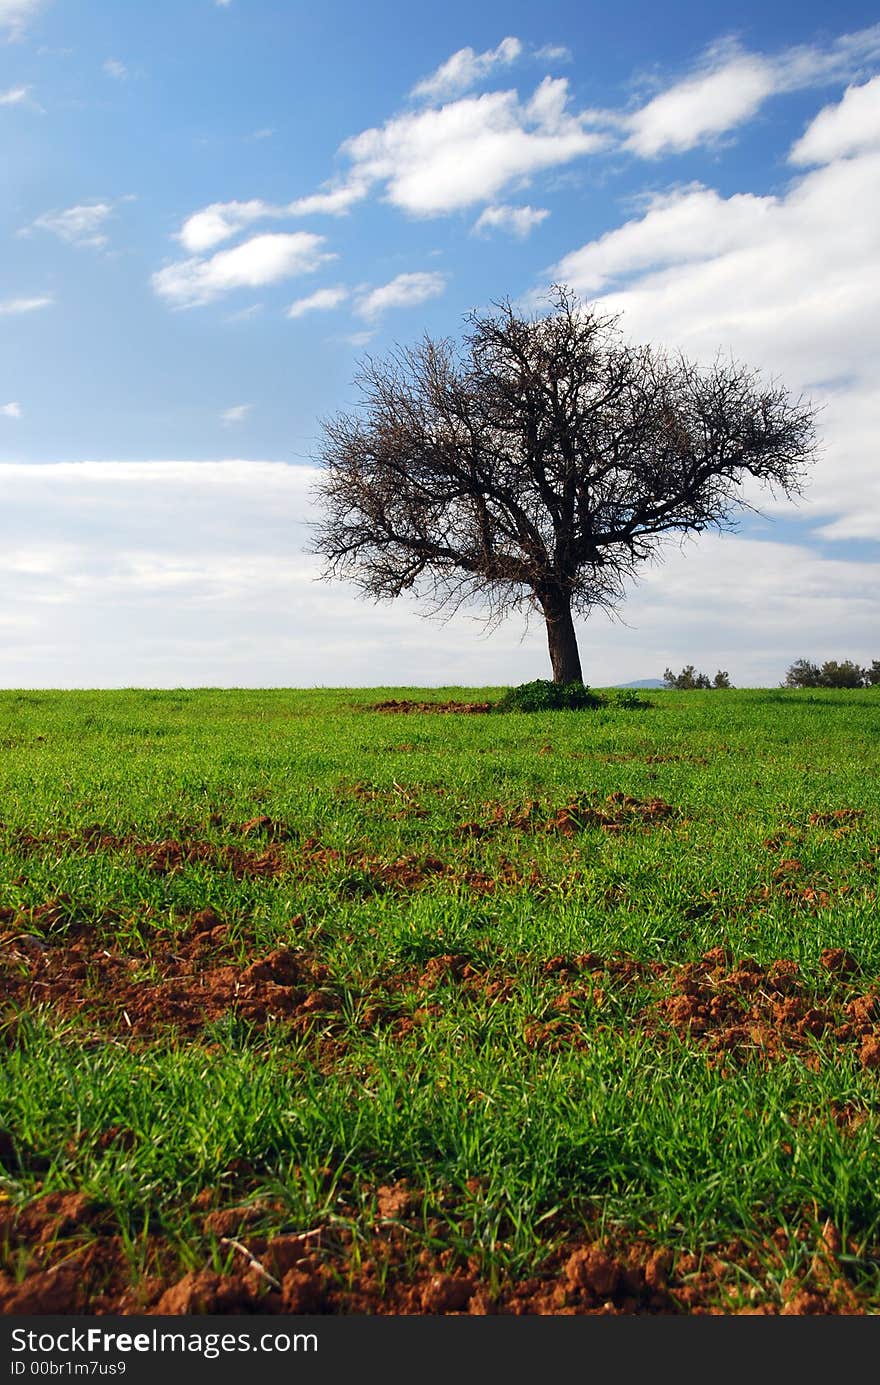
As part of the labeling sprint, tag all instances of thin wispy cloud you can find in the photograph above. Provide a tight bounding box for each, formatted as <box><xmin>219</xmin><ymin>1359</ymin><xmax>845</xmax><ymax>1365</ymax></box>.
<box><xmin>176</xmin><ymin>185</ymin><xmax>366</xmax><ymax>254</ymax></box>
<box><xmin>411</xmin><ymin>36</ymin><xmax>523</xmax><ymax>101</ymax></box>
<box><xmin>472</xmin><ymin>203</ymin><xmax>549</xmax><ymax>238</ymax></box>
<box><xmin>27</xmin><ymin>202</ymin><xmax>114</xmax><ymax>249</ymax></box>
<box><xmin>336</xmin><ymin>330</ymin><xmax>375</xmax><ymax>349</ymax></box>
<box><xmin>354</xmin><ymin>271</ymin><xmax>446</xmax><ymax>320</ymax></box>
<box><xmin>152</xmin><ymin>231</ymin><xmax>333</xmax><ymax>307</ymax></box>
<box><xmin>221</xmin><ymin>404</ymin><xmax>252</xmax><ymax>425</ymax></box>
<box><xmin>286</xmin><ymin>285</ymin><xmax>348</xmax><ymax>319</ymax></box>
<box><xmin>0</xmin><ymin>84</ymin><xmax>29</xmax><ymax>104</ymax></box>
<box><xmin>103</xmin><ymin>58</ymin><xmax>127</xmax><ymax>80</ymax></box>
<box><xmin>0</xmin><ymin>294</ymin><xmax>53</xmax><ymax>314</ymax></box>
<box><xmin>0</xmin><ymin>0</ymin><xmax>43</xmax><ymax>39</ymax></box>
<box><xmin>535</xmin><ymin>44</ymin><xmax>572</xmax><ymax>63</ymax></box>
<box><xmin>0</xmin><ymin>402</ymin><xmax>22</xmax><ymax>418</ymax></box>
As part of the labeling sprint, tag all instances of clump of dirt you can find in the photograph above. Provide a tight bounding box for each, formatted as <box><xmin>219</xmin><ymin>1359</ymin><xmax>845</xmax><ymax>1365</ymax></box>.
<box><xmin>754</xmin><ymin>856</ymin><xmax>851</xmax><ymax>912</ymax></box>
<box><xmin>458</xmin><ymin>792</ymin><xmax>679</xmax><ymax>839</ymax></box>
<box><xmin>648</xmin><ymin>947</ymin><xmax>880</xmax><ymax>1066</ymax></box>
<box><xmin>545</xmin><ymin>791</ymin><xmax>678</xmax><ymax>835</ymax></box>
<box><xmin>0</xmin><ymin>924</ymin><xmax>340</xmax><ymax>1042</ymax></box>
<box><xmin>764</xmin><ymin>807</ymin><xmax>867</xmax><ymax>853</ymax></box>
<box><xmin>358</xmin><ymin>951</ymin><xmax>523</xmax><ymax>1033</ymax></box>
<box><xmin>808</xmin><ymin>809</ymin><xmax>865</xmax><ymax>829</ymax></box>
<box><xmin>369</xmin><ymin>700</ymin><xmax>494</xmax><ymax>714</ymax></box>
<box><xmin>340</xmin><ymin>780</ymin><xmax>429</xmax><ymax>820</ymax></box>
<box><xmin>6</xmin><ymin>825</ymin><xmax>542</xmax><ymax>903</ymax></box>
<box><xmin>1</xmin><ymin>1186</ymin><xmax>871</xmax><ymax>1315</ymax></box>
<box><xmin>10</xmin><ymin>826</ymin><xmax>298</xmax><ymax>880</ymax></box>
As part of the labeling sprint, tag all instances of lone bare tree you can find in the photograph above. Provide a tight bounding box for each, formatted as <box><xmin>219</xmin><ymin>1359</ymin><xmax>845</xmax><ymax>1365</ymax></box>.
<box><xmin>312</xmin><ymin>288</ymin><xmax>816</xmax><ymax>683</ymax></box>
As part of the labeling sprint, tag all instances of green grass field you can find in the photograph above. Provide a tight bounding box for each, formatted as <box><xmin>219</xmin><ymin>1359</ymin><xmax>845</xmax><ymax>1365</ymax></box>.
<box><xmin>1</xmin><ymin>687</ymin><xmax>879</xmax><ymax>1315</ymax></box>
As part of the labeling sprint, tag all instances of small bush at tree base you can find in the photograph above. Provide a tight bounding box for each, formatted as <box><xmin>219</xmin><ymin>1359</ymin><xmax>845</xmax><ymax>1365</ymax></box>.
<box><xmin>494</xmin><ymin>681</ymin><xmax>652</xmax><ymax>712</ymax></box>
<box><xmin>495</xmin><ymin>680</ymin><xmax>604</xmax><ymax>712</ymax></box>
<box><xmin>664</xmin><ymin>666</ymin><xmax>733</xmax><ymax>690</ymax></box>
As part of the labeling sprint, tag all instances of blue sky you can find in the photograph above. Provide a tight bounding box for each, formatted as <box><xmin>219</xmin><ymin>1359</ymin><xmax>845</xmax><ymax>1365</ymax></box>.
<box><xmin>2</xmin><ymin>0</ymin><xmax>879</xmax><ymax>686</ymax></box>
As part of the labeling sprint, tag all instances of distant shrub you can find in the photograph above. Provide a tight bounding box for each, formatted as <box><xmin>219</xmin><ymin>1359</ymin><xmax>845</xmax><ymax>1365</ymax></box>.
<box><xmin>663</xmin><ymin>666</ymin><xmax>733</xmax><ymax>690</ymax></box>
<box><xmin>494</xmin><ymin>680</ymin><xmax>604</xmax><ymax>712</ymax></box>
<box><xmin>783</xmin><ymin>659</ymin><xmax>822</xmax><ymax>689</ymax></box>
<box><xmin>784</xmin><ymin>658</ymin><xmax>878</xmax><ymax>689</ymax></box>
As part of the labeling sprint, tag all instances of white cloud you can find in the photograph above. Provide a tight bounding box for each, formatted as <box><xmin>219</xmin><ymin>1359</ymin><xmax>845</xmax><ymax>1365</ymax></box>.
<box><xmin>412</xmin><ymin>37</ymin><xmax>523</xmax><ymax>101</ymax></box>
<box><xmin>355</xmin><ymin>271</ymin><xmax>446</xmax><ymax>320</ymax></box>
<box><xmin>790</xmin><ymin>75</ymin><xmax>880</xmax><ymax>164</ymax></box>
<box><xmin>613</xmin><ymin>533</ymin><xmax>880</xmax><ymax>687</ymax></box>
<box><xmin>336</xmin><ymin>329</ymin><xmax>375</xmax><ymax>349</ymax></box>
<box><xmin>226</xmin><ymin>302</ymin><xmax>263</xmax><ymax>321</ymax></box>
<box><xmin>176</xmin><ymin>183</ymin><xmax>366</xmax><ymax>252</ymax></box>
<box><xmin>534</xmin><ymin>45</ymin><xmax>572</xmax><ymax>63</ymax></box>
<box><xmin>623</xmin><ymin>26</ymin><xmax>880</xmax><ymax>158</ymax></box>
<box><xmin>343</xmin><ymin>77</ymin><xmax>606</xmax><ymax>216</ymax></box>
<box><xmin>553</xmin><ymin>184</ymin><xmax>772</xmax><ymax>292</ymax></box>
<box><xmin>221</xmin><ymin>404</ymin><xmax>252</xmax><ymax>425</ymax></box>
<box><xmin>0</xmin><ymin>84</ymin><xmax>28</xmax><ymax>104</ymax></box>
<box><xmin>1</xmin><ymin>402</ymin><xmax>22</xmax><ymax>418</ymax></box>
<box><xmin>177</xmin><ymin>200</ymin><xmax>274</xmax><ymax>253</ymax></box>
<box><xmin>103</xmin><ymin>58</ymin><xmax>127</xmax><ymax>80</ymax></box>
<box><xmin>0</xmin><ymin>294</ymin><xmax>53</xmax><ymax>314</ymax></box>
<box><xmin>472</xmin><ymin>203</ymin><xmax>549</xmax><ymax>238</ymax></box>
<box><xmin>0</xmin><ymin>0</ymin><xmax>43</xmax><ymax>38</ymax></box>
<box><xmin>0</xmin><ymin>461</ymin><xmax>877</xmax><ymax>687</ymax></box>
<box><xmin>287</xmin><ymin>285</ymin><xmax>348</xmax><ymax>318</ymax></box>
<box><xmin>548</xmin><ymin>86</ymin><xmax>880</xmax><ymax>543</ymax></box>
<box><xmin>152</xmin><ymin>231</ymin><xmax>333</xmax><ymax>307</ymax></box>
<box><xmin>624</xmin><ymin>48</ymin><xmax>775</xmax><ymax>157</ymax></box>
<box><xmin>28</xmin><ymin>202</ymin><xmax>114</xmax><ymax>249</ymax></box>
<box><xmin>171</xmin><ymin>24</ymin><xmax>880</xmax><ymax>252</ymax></box>
<box><xmin>288</xmin><ymin>181</ymin><xmax>368</xmax><ymax>218</ymax></box>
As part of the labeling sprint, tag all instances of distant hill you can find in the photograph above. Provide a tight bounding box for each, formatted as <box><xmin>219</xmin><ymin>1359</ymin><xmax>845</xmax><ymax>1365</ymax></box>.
<box><xmin>615</xmin><ymin>678</ymin><xmax>665</xmax><ymax>689</ymax></box>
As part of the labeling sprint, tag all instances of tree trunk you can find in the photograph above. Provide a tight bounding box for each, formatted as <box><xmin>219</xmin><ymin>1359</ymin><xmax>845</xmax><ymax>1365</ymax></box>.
<box><xmin>540</xmin><ymin>590</ymin><xmax>583</xmax><ymax>684</ymax></box>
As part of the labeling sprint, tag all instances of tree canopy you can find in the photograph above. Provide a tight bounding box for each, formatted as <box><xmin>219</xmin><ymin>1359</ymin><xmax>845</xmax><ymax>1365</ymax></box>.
<box><xmin>312</xmin><ymin>288</ymin><xmax>816</xmax><ymax>683</ymax></box>
<box><xmin>784</xmin><ymin>658</ymin><xmax>879</xmax><ymax>689</ymax></box>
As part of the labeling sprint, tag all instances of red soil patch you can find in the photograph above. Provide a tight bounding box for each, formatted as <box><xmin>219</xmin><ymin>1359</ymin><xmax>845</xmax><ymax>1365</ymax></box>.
<box><xmin>7</xmin><ymin>826</ymin><xmax>537</xmax><ymax>901</ymax></box>
<box><xmin>808</xmin><ymin>809</ymin><xmax>865</xmax><ymax>829</ymax></box>
<box><xmin>369</xmin><ymin>700</ymin><xmax>494</xmax><ymax>714</ymax></box>
<box><xmin>648</xmin><ymin>947</ymin><xmax>880</xmax><ymax>1067</ymax></box>
<box><xmin>754</xmin><ymin>856</ymin><xmax>854</xmax><ymax>912</ymax></box>
<box><xmin>0</xmin><ymin>919</ymin><xmax>340</xmax><ymax>1042</ymax></box>
<box><xmin>457</xmin><ymin>792</ymin><xmax>679</xmax><ymax>840</ymax></box>
<box><xmin>11</xmin><ymin>824</ymin><xmax>297</xmax><ymax>880</ymax></box>
<box><xmin>0</xmin><ymin>1187</ymin><xmax>870</xmax><ymax>1316</ymax></box>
